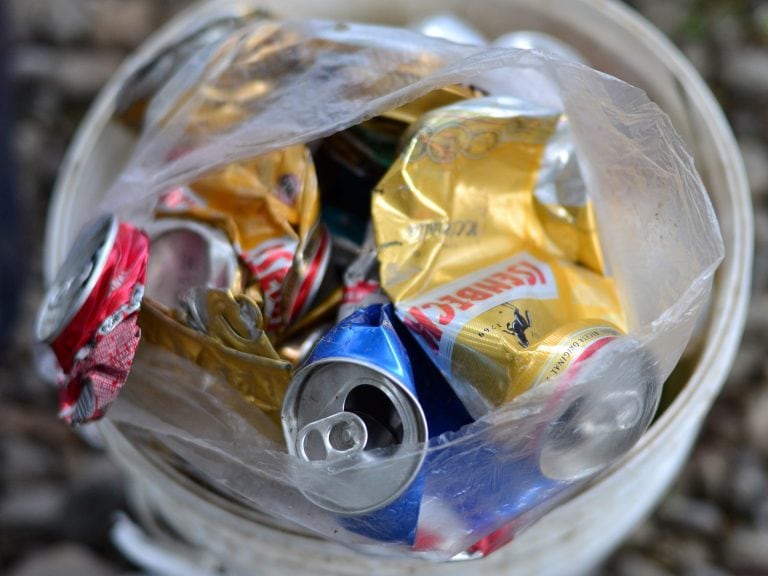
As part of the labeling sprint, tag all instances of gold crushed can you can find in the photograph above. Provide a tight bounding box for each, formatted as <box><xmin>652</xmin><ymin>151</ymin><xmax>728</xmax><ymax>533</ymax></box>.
<box><xmin>372</xmin><ymin>96</ymin><xmax>627</xmax><ymax>418</ymax></box>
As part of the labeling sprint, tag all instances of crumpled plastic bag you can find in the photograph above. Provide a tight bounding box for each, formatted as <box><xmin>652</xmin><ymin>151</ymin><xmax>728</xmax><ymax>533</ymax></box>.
<box><xmin>95</xmin><ymin>16</ymin><xmax>723</xmax><ymax>561</ymax></box>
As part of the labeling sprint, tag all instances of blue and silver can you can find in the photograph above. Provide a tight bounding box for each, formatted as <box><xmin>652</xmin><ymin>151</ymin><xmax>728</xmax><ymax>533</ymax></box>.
<box><xmin>283</xmin><ymin>304</ymin><xmax>656</xmax><ymax>551</ymax></box>
<box><xmin>281</xmin><ymin>303</ymin><xmax>472</xmax><ymax>544</ymax></box>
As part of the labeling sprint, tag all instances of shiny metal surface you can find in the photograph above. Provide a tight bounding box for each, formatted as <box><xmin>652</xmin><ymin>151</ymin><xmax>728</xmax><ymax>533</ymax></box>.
<box><xmin>283</xmin><ymin>360</ymin><xmax>427</xmax><ymax>515</ymax></box>
<box><xmin>539</xmin><ymin>339</ymin><xmax>659</xmax><ymax>481</ymax></box>
<box><xmin>145</xmin><ymin>218</ymin><xmax>239</xmax><ymax>310</ymax></box>
<box><xmin>36</xmin><ymin>214</ymin><xmax>118</xmax><ymax>342</ymax></box>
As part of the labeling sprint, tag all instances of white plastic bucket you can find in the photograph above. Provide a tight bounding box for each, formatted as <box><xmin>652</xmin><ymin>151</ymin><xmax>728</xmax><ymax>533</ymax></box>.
<box><xmin>43</xmin><ymin>1</ymin><xmax>753</xmax><ymax>574</ymax></box>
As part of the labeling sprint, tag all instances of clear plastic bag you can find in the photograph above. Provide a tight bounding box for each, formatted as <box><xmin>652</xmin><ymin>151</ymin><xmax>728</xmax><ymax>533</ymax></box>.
<box><xmin>96</xmin><ymin>16</ymin><xmax>723</xmax><ymax>560</ymax></box>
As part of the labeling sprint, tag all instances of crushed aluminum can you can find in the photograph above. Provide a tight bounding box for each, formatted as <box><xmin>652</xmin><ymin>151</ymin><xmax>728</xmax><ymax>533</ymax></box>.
<box><xmin>156</xmin><ymin>145</ymin><xmax>333</xmax><ymax>333</ymax></box>
<box><xmin>337</xmin><ymin>226</ymin><xmax>388</xmax><ymax>322</ymax></box>
<box><xmin>183</xmin><ymin>21</ymin><xmax>454</xmax><ymax>137</ymax></box>
<box><xmin>396</xmin><ymin>254</ymin><xmax>625</xmax><ymax>417</ymax></box>
<box><xmin>281</xmin><ymin>304</ymin><xmax>428</xmax><ymax>525</ymax></box>
<box><xmin>375</xmin><ymin>97</ymin><xmax>608</xmax><ymax>285</ymax></box>
<box><xmin>372</xmin><ymin>95</ymin><xmax>658</xmax><ymax>482</ymax></box>
<box><xmin>36</xmin><ymin>214</ymin><xmax>149</xmax><ymax>424</ymax></box>
<box><xmin>281</xmin><ymin>304</ymin><xmax>472</xmax><ymax>544</ymax></box>
<box><xmin>114</xmin><ymin>7</ymin><xmax>269</xmax><ymax>128</ymax></box>
<box><xmin>139</xmin><ymin>290</ymin><xmax>290</xmax><ymax>425</ymax></box>
<box><xmin>275</xmin><ymin>321</ymin><xmax>332</xmax><ymax>367</ymax></box>
<box><xmin>176</xmin><ymin>288</ymin><xmax>280</xmax><ymax>360</ymax></box>
<box><xmin>373</xmin><ymin>95</ymin><xmax>611</xmax><ymax>298</ymax></box>
<box><xmin>536</xmin><ymin>336</ymin><xmax>659</xmax><ymax>481</ymax></box>
<box><xmin>144</xmin><ymin>217</ymin><xmax>240</xmax><ymax>310</ymax></box>
<box><xmin>278</xmin><ymin>222</ymin><xmax>335</xmax><ymax>329</ymax></box>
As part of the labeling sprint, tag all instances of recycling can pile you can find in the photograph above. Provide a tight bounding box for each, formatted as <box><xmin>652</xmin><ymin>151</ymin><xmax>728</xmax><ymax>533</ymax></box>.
<box><xmin>36</xmin><ymin>12</ymin><xmax>724</xmax><ymax>561</ymax></box>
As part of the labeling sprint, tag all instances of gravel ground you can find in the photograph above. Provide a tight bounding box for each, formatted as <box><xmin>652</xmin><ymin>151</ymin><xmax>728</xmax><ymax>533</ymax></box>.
<box><xmin>2</xmin><ymin>1</ymin><xmax>767</xmax><ymax>575</ymax></box>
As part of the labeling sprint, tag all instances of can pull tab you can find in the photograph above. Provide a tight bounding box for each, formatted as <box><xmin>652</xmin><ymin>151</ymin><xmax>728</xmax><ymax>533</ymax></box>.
<box><xmin>296</xmin><ymin>412</ymin><xmax>368</xmax><ymax>462</ymax></box>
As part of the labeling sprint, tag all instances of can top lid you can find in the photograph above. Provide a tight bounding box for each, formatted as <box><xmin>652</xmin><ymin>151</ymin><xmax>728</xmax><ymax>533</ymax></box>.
<box><xmin>539</xmin><ymin>339</ymin><xmax>658</xmax><ymax>481</ymax></box>
<box><xmin>36</xmin><ymin>214</ymin><xmax>119</xmax><ymax>343</ymax></box>
<box><xmin>282</xmin><ymin>360</ymin><xmax>427</xmax><ymax>515</ymax></box>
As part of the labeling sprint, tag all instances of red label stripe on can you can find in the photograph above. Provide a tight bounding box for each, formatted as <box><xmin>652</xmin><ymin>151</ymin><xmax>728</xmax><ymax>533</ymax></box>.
<box><xmin>50</xmin><ymin>222</ymin><xmax>149</xmax><ymax>373</ymax></box>
<box><xmin>287</xmin><ymin>225</ymin><xmax>331</xmax><ymax>325</ymax></box>
<box><xmin>243</xmin><ymin>236</ymin><xmax>299</xmax><ymax>331</ymax></box>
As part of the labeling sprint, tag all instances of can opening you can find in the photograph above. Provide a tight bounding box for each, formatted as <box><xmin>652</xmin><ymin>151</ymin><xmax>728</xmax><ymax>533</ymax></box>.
<box><xmin>344</xmin><ymin>384</ymin><xmax>404</xmax><ymax>451</ymax></box>
<box><xmin>302</xmin><ymin>429</ymin><xmax>328</xmax><ymax>461</ymax></box>
<box><xmin>146</xmin><ymin>229</ymin><xmax>211</xmax><ymax>309</ymax></box>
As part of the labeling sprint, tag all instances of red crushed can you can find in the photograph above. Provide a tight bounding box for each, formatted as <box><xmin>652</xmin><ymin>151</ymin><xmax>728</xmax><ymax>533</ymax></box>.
<box><xmin>36</xmin><ymin>214</ymin><xmax>149</xmax><ymax>424</ymax></box>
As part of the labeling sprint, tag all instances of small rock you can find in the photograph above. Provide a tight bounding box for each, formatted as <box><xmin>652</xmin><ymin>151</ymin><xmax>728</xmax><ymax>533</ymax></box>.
<box><xmin>704</xmin><ymin>402</ymin><xmax>743</xmax><ymax>443</ymax></box>
<box><xmin>711</xmin><ymin>8</ymin><xmax>746</xmax><ymax>48</ymax></box>
<box><xmin>755</xmin><ymin>3</ymin><xmax>768</xmax><ymax>40</ymax></box>
<box><xmin>623</xmin><ymin>518</ymin><xmax>661</xmax><ymax>548</ymax></box>
<box><xmin>656</xmin><ymin>494</ymin><xmax>724</xmax><ymax>536</ymax></box>
<box><xmin>60</xmin><ymin>477</ymin><xmax>126</xmax><ymax>548</ymax></box>
<box><xmin>0</xmin><ymin>435</ymin><xmax>58</xmax><ymax>484</ymax></box>
<box><xmin>723</xmin><ymin>527</ymin><xmax>768</xmax><ymax>571</ymax></box>
<box><xmin>54</xmin><ymin>50</ymin><xmax>125</xmax><ymax>99</ymax></box>
<box><xmin>7</xmin><ymin>0</ymin><xmax>41</xmax><ymax>39</ymax></box>
<box><xmin>681</xmin><ymin>42</ymin><xmax>714</xmax><ymax>80</ymax></box>
<box><xmin>746</xmin><ymin>388</ymin><xmax>768</xmax><ymax>458</ymax></box>
<box><xmin>721</xmin><ymin>48</ymin><xmax>768</xmax><ymax>95</ymax></box>
<box><xmin>657</xmin><ymin>537</ymin><xmax>712</xmax><ymax>571</ymax></box>
<box><xmin>728</xmin><ymin>449</ymin><xmax>768</xmax><ymax>516</ymax></box>
<box><xmin>613</xmin><ymin>552</ymin><xmax>675</xmax><ymax>576</ymax></box>
<box><xmin>728</xmin><ymin>107</ymin><xmax>768</xmax><ymax>140</ymax></box>
<box><xmin>59</xmin><ymin>454</ymin><xmax>126</xmax><ymax>547</ymax></box>
<box><xmin>7</xmin><ymin>0</ymin><xmax>92</xmax><ymax>44</ymax></box>
<box><xmin>43</xmin><ymin>0</ymin><xmax>92</xmax><ymax>44</ymax></box>
<box><xmin>682</xmin><ymin>563</ymin><xmax>731</xmax><ymax>576</ymax></box>
<box><xmin>671</xmin><ymin>466</ymin><xmax>698</xmax><ymax>498</ymax></box>
<box><xmin>739</xmin><ymin>137</ymin><xmax>768</xmax><ymax>199</ymax></box>
<box><xmin>0</xmin><ymin>482</ymin><xmax>66</xmax><ymax>530</ymax></box>
<box><xmin>6</xmin><ymin>543</ymin><xmax>121</xmax><ymax>576</ymax></box>
<box><xmin>692</xmin><ymin>446</ymin><xmax>730</xmax><ymax>502</ymax></box>
<box><xmin>755</xmin><ymin>498</ymin><xmax>768</xmax><ymax>530</ymax></box>
<box><xmin>13</xmin><ymin>117</ymin><xmax>46</xmax><ymax>155</ymax></box>
<box><xmin>722</xmin><ymin>340</ymin><xmax>763</xmax><ymax>391</ymax></box>
<box><xmin>632</xmin><ymin>0</ymin><xmax>693</xmax><ymax>37</ymax></box>
<box><xmin>13</xmin><ymin>46</ymin><xmax>124</xmax><ymax>100</ymax></box>
<box><xmin>91</xmin><ymin>0</ymin><xmax>157</xmax><ymax>48</ymax></box>
<box><xmin>745</xmin><ymin>293</ymin><xmax>768</xmax><ymax>336</ymax></box>
<box><xmin>12</xmin><ymin>45</ymin><xmax>57</xmax><ymax>81</ymax></box>
<box><xmin>753</xmin><ymin>215</ymin><xmax>768</xmax><ymax>294</ymax></box>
